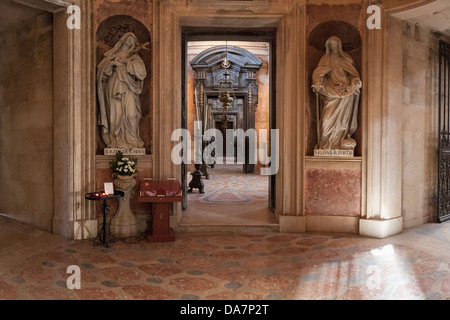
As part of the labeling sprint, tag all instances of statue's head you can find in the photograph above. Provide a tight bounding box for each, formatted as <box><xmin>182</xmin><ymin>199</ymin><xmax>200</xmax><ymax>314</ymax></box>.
<box><xmin>103</xmin><ymin>32</ymin><xmax>138</xmax><ymax>58</ymax></box>
<box><xmin>325</xmin><ymin>36</ymin><xmax>342</xmax><ymax>54</ymax></box>
<box><xmin>121</xmin><ymin>33</ymin><xmax>137</xmax><ymax>51</ymax></box>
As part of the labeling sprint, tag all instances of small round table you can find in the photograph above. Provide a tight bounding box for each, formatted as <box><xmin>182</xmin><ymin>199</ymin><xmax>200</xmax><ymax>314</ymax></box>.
<box><xmin>85</xmin><ymin>191</ymin><xmax>124</xmax><ymax>247</ymax></box>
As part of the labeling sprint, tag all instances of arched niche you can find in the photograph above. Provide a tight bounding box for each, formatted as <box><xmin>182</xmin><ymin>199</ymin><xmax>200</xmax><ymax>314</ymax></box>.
<box><xmin>306</xmin><ymin>20</ymin><xmax>362</xmax><ymax>157</ymax></box>
<box><xmin>96</xmin><ymin>15</ymin><xmax>152</xmax><ymax>155</ymax></box>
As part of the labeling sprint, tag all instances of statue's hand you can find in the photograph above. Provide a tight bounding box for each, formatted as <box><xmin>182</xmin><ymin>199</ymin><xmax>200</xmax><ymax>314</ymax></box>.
<box><xmin>112</xmin><ymin>57</ymin><xmax>127</xmax><ymax>66</ymax></box>
<box><xmin>141</xmin><ymin>42</ymin><xmax>151</xmax><ymax>51</ymax></box>
<box><xmin>352</xmin><ymin>78</ymin><xmax>362</xmax><ymax>88</ymax></box>
<box><xmin>112</xmin><ymin>93</ymin><xmax>122</xmax><ymax>101</ymax></box>
<box><xmin>312</xmin><ymin>84</ymin><xmax>324</xmax><ymax>93</ymax></box>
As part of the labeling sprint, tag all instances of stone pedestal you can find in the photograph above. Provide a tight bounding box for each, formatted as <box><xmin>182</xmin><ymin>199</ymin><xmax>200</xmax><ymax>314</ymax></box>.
<box><xmin>110</xmin><ymin>174</ymin><xmax>140</xmax><ymax>238</ymax></box>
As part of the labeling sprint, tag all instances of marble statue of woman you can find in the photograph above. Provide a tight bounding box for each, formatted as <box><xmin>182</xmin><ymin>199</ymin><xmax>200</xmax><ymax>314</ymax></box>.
<box><xmin>97</xmin><ymin>32</ymin><xmax>148</xmax><ymax>149</ymax></box>
<box><xmin>312</xmin><ymin>36</ymin><xmax>362</xmax><ymax>150</ymax></box>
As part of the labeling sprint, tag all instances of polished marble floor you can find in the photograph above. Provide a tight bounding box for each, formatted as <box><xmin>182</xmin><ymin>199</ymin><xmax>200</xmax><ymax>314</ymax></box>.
<box><xmin>180</xmin><ymin>164</ymin><xmax>278</xmax><ymax>231</ymax></box>
<box><xmin>0</xmin><ymin>214</ymin><xmax>449</xmax><ymax>300</ymax></box>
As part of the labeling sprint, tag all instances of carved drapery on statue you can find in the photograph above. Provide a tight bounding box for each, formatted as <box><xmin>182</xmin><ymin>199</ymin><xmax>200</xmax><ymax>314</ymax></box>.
<box><xmin>312</xmin><ymin>36</ymin><xmax>362</xmax><ymax>152</ymax></box>
<box><xmin>97</xmin><ymin>32</ymin><xmax>149</xmax><ymax>151</ymax></box>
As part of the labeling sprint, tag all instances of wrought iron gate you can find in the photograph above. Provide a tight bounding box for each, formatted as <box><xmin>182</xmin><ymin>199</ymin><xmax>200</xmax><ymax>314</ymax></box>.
<box><xmin>438</xmin><ymin>40</ymin><xmax>450</xmax><ymax>222</ymax></box>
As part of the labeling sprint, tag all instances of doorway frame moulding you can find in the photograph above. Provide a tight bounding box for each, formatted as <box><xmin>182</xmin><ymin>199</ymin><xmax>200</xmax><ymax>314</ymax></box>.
<box><xmin>152</xmin><ymin>0</ymin><xmax>307</xmax><ymax>231</ymax></box>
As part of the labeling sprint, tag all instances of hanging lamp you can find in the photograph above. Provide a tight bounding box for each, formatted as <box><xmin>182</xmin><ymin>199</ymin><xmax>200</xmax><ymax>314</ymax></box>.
<box><xmin>218</xmin><ymin>42</ymin><xmax>235</xmax><ymax>129</ymax></box>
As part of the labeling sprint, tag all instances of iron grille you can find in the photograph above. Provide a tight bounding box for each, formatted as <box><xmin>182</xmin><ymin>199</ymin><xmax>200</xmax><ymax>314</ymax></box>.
<box><xmin>438</xmin><ymin>40</ymin><xmax>450</xmax><ymax>222</ymax></box>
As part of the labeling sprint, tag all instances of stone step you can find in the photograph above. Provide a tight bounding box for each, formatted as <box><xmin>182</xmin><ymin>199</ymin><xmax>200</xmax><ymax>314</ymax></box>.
<box><xmin>177</xmin><ymin>224</ymin><xmax>280</xmax><ymax>234</ymax></box>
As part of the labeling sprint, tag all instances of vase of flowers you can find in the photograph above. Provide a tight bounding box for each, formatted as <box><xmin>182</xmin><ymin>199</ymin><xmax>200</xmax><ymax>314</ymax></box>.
<box><xmin>109</xmin><ymin>151</ymin><xmax>139</xmax><ymax>238</ymax></box>
<box><xmin>109</xmin><ymin>151</ymin><xmax>138</xmax><ymax>177</ymax></box>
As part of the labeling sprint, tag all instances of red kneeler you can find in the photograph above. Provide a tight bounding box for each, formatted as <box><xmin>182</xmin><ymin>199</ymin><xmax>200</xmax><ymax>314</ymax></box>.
<box><xmin>138</xmin><ymin>179</ymin><xmax>183</xmax><ymax>242</ymax></box>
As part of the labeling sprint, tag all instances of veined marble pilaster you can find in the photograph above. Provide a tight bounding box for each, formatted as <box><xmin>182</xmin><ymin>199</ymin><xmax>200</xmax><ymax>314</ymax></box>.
<box><xmin>276</xmin><ymin>2</ymin><xmax>307</xmax><ymax>232</ymax></box>
<box><xmin>361</xmin><ymin>2</ymin><xmax>404</xmax><ymax>238</ymax></box>
<box><xmin>53</xmin><ymin>0</ymin><xmax>97</xmax><ymax>239</ymax></box>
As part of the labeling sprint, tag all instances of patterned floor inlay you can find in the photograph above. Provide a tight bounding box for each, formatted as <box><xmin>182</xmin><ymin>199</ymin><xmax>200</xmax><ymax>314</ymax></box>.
<box><xmin>1</xmin><ymin>215</ymin><xmax>449</xmax><ymax>300</ymax></box>
<box><xmin>181</xmin><ymin>164</ymin><xmax>276</xmax><ymax>228</ymax></box>
<box><xmin>187</xmin><ymin>164</ymin><xmax>269</xmax><ymax>205</ymax></box>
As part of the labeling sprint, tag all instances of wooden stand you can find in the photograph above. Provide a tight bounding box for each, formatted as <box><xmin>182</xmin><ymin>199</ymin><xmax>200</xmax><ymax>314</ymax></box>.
<box><xmin>138</xmin><ymin>180</ymin><xmax>183</xmax><ymax>242</ymax></box>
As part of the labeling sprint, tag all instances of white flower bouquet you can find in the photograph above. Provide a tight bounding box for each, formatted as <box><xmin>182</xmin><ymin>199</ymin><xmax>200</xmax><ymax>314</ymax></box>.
<box><xmin>109</xmin><ymin>151</ymin><xmax>138</xmax><ymax>176</ymax></box>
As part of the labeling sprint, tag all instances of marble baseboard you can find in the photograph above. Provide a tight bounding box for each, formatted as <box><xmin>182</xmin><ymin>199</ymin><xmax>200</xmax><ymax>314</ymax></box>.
<box><xmin>306</xmin><ymin>215</ymin><xmax>359</xmax><ymax>234</ymax></box>
<box><xmin>279</xmin><ymin>215</ymin><xmax>305</xmax><ymax>233</ymax></box>
<box><xmin>52</xmin><ymin>218</ymin><xmax>99</xmax><ymax>240</ymax></box>
<box><xmin>359</xmin><ymin>217</ymin><xmax>403</xmax><ymax>239</ymax></box>
<box><xmin>279</xmin><ymin>215</ymin><xmax>359</xmax><ymax>234</ymax></box>
<box><xmin>74</xmin><ymin>219</ymin><xmax>98</xmax><ymax>240</ymax></box>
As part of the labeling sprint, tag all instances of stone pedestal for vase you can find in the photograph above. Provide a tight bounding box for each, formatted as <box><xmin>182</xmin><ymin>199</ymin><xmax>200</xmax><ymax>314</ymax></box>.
<box><xmin>110</xmin><ymin>174</ymin><xmax>140</xmax><ymax>238</ymax></box>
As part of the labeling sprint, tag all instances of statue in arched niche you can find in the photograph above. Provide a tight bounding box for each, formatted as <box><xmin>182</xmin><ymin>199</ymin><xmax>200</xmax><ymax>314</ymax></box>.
<box><xmin>97</xmin><ymin>32</ymin><xmax>150</xmax><ymax>150</ymax></box>
<box><xmin>312</xmin><ymin>36</ymin><xmax>362</xmax><ymax>151</ymax></box>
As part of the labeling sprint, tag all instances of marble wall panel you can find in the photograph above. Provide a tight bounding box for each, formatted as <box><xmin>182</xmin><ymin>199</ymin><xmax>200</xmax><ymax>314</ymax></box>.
<box><xmin>401</xmin><ymin>20</ymin><xmax>441</xmax><ymax>228</ymax></box>
<box><xmin>305</xmin><ymin>168</ymin><xmax>361</xmax><ymax>217</ymax></box>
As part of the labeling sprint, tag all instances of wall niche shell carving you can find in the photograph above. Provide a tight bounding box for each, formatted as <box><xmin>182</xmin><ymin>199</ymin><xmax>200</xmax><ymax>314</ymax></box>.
<box><xmin>308</xmin><ymin>20</ymin><xmax>361</xmax><ymax>53</ymax></box>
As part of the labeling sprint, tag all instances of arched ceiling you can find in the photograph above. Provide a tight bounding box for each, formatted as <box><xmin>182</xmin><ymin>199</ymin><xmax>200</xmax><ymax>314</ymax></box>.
<box><xmin>0</xmin><ymin>0</ymin><xmax>63</xmax><ymax>32</ymax></box>
<box><xmin>392</xmin><ymin>0</ymin><xmax>450</xmax><ymax>35</ymax></box>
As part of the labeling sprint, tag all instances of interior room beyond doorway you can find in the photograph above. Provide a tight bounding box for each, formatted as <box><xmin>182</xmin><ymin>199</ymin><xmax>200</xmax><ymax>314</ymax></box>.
<box><xmin>180</xmin><ymin>40</ymin><xmax>277</xmax><ymax>231</ymax></box>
